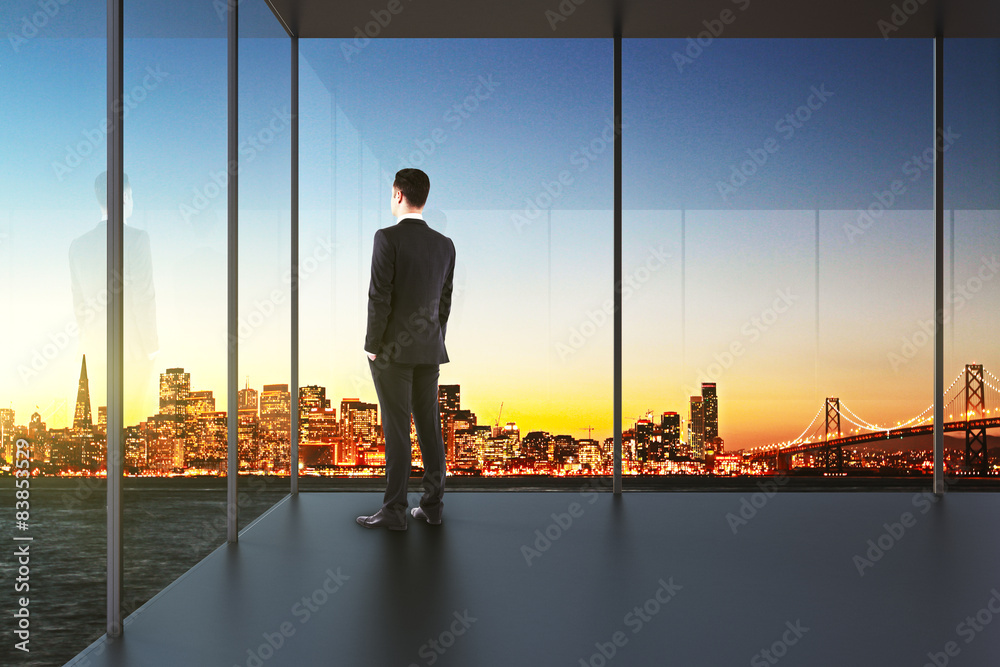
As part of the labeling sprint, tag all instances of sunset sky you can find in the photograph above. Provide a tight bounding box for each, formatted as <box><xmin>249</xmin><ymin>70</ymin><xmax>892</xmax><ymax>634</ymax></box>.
<box><xmin>1</xmin><ymin>0</ymin><xmax>997</xmax><ymax>449</ymax></box>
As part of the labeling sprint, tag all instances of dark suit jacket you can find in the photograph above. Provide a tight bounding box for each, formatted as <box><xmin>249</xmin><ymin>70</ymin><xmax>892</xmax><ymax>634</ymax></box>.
<box><xmin>365</xmin><ymin>218</ymin><xmax>455</xmax><ymax>364</ymax></box>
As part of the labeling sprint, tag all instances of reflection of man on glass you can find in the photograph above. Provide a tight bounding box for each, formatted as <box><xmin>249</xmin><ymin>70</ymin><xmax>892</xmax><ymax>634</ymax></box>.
<box><xmin>357</xmin><ymin>169</ymin><xmax>455</xmax><ymax>531</ymax></box>
<box><xmin>69</xmin><ymin>172</ymin><xmax>159</xmax><ymax>420</ymax></box>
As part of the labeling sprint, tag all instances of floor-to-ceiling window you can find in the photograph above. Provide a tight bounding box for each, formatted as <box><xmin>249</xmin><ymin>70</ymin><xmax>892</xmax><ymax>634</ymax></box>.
<box><xmin>237</xmin><ymin>0</ymin><xmax>293</xmax><ymax>483</ymax></box>
<box><xmin>623</xmin><ymin>38</ymin><xmax>946</xmax><ymax>483</ymax></box>
<box><xmin>944</xmin><ymin>38</ymin><xmax>1000</xmax><ymax>483</ymax></box>
<box><xmin>0</xmin><ymin>2</ymin><xmax>291</xmax><ymax>663</ymax></box>
<box><xmin>1</xmin><ymin>2</ymin><xmax>110</xmax><ymax>661</ymax></box>
<box><xmin>298</xmin><ymin>38</ymin><xmax>614</xmax><ymax>480</ymax></box>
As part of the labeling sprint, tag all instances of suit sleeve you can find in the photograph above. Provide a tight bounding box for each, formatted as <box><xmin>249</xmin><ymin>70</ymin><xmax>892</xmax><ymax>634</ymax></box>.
<box><xmin>365</xmin><ymin>229</ymin><xmax>395</xmax><ymax>354</ymax></box>
<box><xmin>438</xmin><ymin>239</ymin><xmax>456</xmax><ymax>338</ymax></box>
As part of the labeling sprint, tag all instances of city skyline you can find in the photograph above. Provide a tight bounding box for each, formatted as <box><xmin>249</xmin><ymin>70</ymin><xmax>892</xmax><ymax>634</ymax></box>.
<box><xmin>2</xmin><ymin>353</ymin><xmax>996</xmax><ymax>478</ymax></box>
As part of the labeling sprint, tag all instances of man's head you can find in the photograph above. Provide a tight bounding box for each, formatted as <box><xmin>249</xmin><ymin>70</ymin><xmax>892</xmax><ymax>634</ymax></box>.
<box><xmin>95</xmin><ymin>171</ymin><xmax>133</xmax><ymax>220</ymax></box>
<box><xmin>391</xmin><ymin>168</ymin><xmax>430</xmax><ymax>216</ymax></box>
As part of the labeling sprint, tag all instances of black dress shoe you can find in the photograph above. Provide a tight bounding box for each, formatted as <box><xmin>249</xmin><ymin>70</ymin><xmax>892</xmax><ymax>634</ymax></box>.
<box><xmin>410</xmin><ymin>506</ymin><xmax>442</xmax><ymax>525</ymax></box>
<box><xmin>356</xmin><ymin>508</ymin><xmax>407</xmax><ymax>531</ymax></box>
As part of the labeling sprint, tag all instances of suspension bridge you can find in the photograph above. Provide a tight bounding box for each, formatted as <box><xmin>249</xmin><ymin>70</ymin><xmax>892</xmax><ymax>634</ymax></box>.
<box><xmin>746</xmin><ymin>364</ymin><xmax>1000</xmax><ymax>474</ymax></box>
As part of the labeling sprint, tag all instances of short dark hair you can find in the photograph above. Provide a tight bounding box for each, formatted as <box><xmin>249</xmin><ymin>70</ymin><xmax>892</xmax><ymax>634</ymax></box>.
<box><xmin>393</xmin><ymin>168</ymin><xmax>429</xmax><ymax>208</ymax></box>
<box><xmin>95</xmin><ymin>171</ymin><xmax>131</xmax><ymax>208</ymax></box>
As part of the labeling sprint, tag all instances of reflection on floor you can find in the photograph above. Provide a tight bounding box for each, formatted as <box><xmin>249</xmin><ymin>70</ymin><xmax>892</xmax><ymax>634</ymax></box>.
<box><xmin>68</xmin><ymin>490</ymin><xmax>1000</xmax><ymax>666</ymax></box>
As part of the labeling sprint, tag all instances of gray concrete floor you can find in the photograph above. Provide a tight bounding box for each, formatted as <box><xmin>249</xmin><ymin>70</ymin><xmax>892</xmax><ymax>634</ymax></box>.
<box><xmin>68</xmin><ymin>491</ymin><xmax>1000</xmax><ymax>666</ymax></box>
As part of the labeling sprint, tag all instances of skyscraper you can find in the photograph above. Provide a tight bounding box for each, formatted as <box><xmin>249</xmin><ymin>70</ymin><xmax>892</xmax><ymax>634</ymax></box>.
<box><xmin>238</xmin><ymin>381</ymin><xmax>258</xmax><ymax>411</ymax></box>
<box><xmin>194</xmin><ymin>411</ymin><xmax>228</xmax><ymax>468</ymax></box>
<box><xmin>73</xmin><ymin>355</ymin><xmax>93</xmax><ymax>432</ymax></box>
<box><xmin>438</xmin><ymin>385</ymin><xmax>460</xmax><ymax>462</ymax></box>
<box><xmin>186</xmin><ymin>390</ymin><xmax>215</xmax><ymax>462</ymax></box>
<box><xmin>147</xmin><ymin>414</ymin><xmax>179</xmax><ymax>472</ymax></box>
<box><xmin>158</xmin><ymin>368</ymin><xmax>191</xmax><ymax>468</ymax></box>
<box><xmin>521</xmin><ymin>431</ymin><xmax>551</xmax><ymax>464</ymax></box>
<box><xmin>73</xmin><ymin>356</ymin><xmax>99</xmax><ymax>469</ymax></box>
<box><xmin>260</xmin><ymin>384</ymin><xmax>291</xmax><ymax>472</ymax></box>
<box><xmin>702</xmin><ymin>382</ymin><xmax>718</xmax><ymax>442</ymax></box>
<box><xmin>635</xmin><ymin>419</ymin><xmax>654</xmax><ymax>464</ymax></box>
<box><xmin>299</xmin><ymin>385</ymin><xmax>329</xmax><ymax>444</ymax></box>
<box><xmin>124</xmin><ymin>423</ymin><xmax>148</xmax><ymax>470</ymax></box>
<box><xmin>159</xmin><ymin>368</ymin><xmax>191</xmax><ymax>417</ymax></box>
<box><xmin>340</xmin><ymin>399</ymin><xmax>378</xmax><ymax>445</ymax></box>
<box><xmin>0</xmin><ymin>407</ymin><xmax>15</xmax><ymax>463</ymax></box>
<box><xmin>27</xmin><ymin>411</ymin><xmax>48</xmax><ymax>463</ymax></box>
<box><xmin>299</xmin><ymin>385</ymin><xmax>328</xmax><ymax>410</ymax></box>
<box><xmin>689</xmin><ymin>396</ymin><xmax>705</xmax><ymax>460</ymax></box>
<box><xmin>238</xmin><ymin>379</ymin><xmax>260</xmax><ymax>469</ymax></box>
<box><xmin>660</xmin><ymin>411</ymin><xmax>680</xmax><ymax>460</ymax></box>
<box><xmin>438</xmin><ymin>385</ymin><xmax>460</xmax><ymax>413</ymax></box>
<box><xmin>187</xmin><ymin>390</ymin><xmax>215</xmax><ymax>415</ymax></box>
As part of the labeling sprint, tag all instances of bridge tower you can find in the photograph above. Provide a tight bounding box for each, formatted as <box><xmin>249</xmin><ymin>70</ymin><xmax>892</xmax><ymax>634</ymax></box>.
<box><xmin>965</xmin><ymin>364</ymin><xmax>988</xmax><ymax>475</ymax></box>
<box><xmin>823</xmin><ymin>397</ymin><xmax>843</xmax><ymax>471</ymax></box>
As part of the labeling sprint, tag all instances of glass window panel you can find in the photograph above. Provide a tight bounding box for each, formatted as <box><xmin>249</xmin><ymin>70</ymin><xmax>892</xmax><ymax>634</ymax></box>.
<box><xmin>624</xmin><ymin>38</ymin><xmax>934</xmax><ymax>482</ymax></box>
<box><xmin>299</xmin><ymin>38</ymin><xmax>613</xmax><ymax>481</ymax></box>
<box><xmin>0</xmin><ymin>2</ymin><xmax>108</xmax><ymax>662</ymax></box>
<box><xmin>238</xmin><ymin>0</ymin><xmax>293</xmax><ymax>488</ymax></box>
<box><xmin>120</xmin><ymin>0</ymin><xmax>230</xmax><ymax>625</ymax></box>
<box><xmin>945</xmin><ymin>38</ymin><xmax>1000</xmax><ymax>481</ymax></box>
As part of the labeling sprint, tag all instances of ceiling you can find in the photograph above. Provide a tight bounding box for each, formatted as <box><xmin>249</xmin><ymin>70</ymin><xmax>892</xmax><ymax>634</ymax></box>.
<box><xmin>264</xmin><ymin>0</ymin><xmax>1000</xmax><ymax>38</ymax></box>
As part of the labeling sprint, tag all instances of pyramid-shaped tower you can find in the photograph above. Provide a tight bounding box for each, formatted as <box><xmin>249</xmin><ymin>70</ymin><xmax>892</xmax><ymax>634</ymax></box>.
<box><xmin>73</xmin><ymin>355</ymin><xmax>93</xmax><ymax>432</ymax></box>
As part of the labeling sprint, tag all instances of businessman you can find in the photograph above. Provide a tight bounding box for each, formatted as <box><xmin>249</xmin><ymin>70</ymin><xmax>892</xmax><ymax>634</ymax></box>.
<box><xmin>357</xmin><ymin>169</ymin><xmax>456</xmax><ymax>531</ymax></box>
<box><xmin>69</xmin><ymin>172</ymin><xmax>159</xmax><ymax>424</ymax></box>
